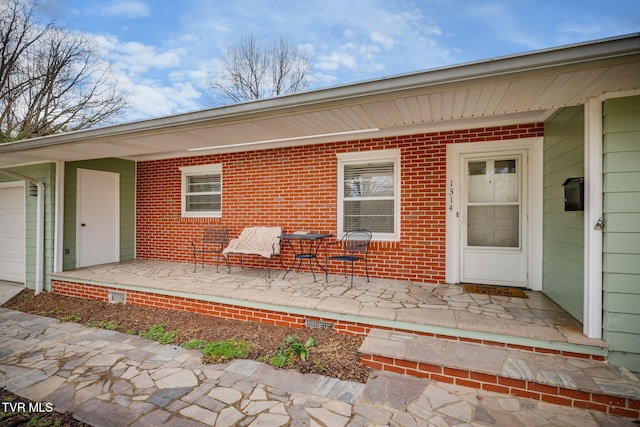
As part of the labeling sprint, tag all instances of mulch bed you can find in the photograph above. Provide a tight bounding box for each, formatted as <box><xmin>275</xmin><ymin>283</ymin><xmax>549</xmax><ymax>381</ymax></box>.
<box><xmin>3</xmin><ymin>290</ymin><xmax>372</xmax><ymax>383</ymax></box>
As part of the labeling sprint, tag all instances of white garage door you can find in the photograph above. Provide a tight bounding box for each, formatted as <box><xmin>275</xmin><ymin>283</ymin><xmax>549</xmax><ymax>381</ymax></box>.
<box><xmin>0</xmin><ymin>182</ymin><xmax>26</xmax><ymax>283</ymax></box>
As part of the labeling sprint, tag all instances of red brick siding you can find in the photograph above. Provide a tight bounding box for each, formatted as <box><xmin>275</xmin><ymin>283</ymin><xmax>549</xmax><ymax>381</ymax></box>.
<box><xmin>136</xmin><ymin>124</ymin><xmax>544</xmax><ymax>283</ymax></box>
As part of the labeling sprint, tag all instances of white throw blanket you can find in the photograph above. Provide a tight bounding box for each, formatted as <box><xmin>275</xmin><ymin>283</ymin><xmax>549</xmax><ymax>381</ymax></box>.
<box><xmin>222</xmin><ymin>226</ymin><xmax>282</xmax><ymax>259</ymax></box>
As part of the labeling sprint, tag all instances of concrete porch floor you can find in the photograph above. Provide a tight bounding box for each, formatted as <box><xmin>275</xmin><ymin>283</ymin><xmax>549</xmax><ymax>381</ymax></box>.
<box><xmin>51</xmin><ymin>259</ymin><xmax>605</xmax><ymax>355</ymax></box>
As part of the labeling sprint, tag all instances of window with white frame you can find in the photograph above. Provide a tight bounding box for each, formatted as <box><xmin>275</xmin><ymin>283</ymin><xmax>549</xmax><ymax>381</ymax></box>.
<box><xmin>337</xmin><ymin>150</ymin><xmax>400</xmax><ymax>240</ymax></box>
<box><xmin>180</xmin><ymin>164</ymin><xmax>222</xmax><ymax>217</ymax></box>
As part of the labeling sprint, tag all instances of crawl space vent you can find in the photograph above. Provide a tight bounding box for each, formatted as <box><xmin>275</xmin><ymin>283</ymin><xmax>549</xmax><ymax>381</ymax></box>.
<box><xmin>108</xmin><ymin>290</ymin><xmax>126</xmax><ymax>304</ymax></box>
<box><xmin>305</xmin><ymin>319</ymin><xmax>334</xmax><ymax>330</ymax></box>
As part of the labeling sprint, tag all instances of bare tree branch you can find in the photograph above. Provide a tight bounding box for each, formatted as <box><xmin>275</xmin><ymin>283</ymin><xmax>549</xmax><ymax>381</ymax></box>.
<box><xmin>0</xmin><ymin>0</ymin><xmax>128</xmax><ymax>142</ymax></box>
<box><xmin>210</xmin><ymin>35</ymin><xmax>311</xmax><ymax>105</ymax></box>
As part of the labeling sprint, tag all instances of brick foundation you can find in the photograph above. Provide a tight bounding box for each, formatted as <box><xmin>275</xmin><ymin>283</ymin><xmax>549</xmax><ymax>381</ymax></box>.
<box><xmin>51</xmin><ymin>280</ymin><xmax>372</xmax><ymax>335</ymax></box>
<box><xmin>361</xmin><ymin>354</ymin><xmax>640</xmax><ymax>418</ymax></box>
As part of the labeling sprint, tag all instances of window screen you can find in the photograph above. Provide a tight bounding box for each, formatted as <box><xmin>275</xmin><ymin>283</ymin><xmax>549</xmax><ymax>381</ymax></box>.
<box><xmin>343</xmin><ymin>162</ymin><xmax>395</xmax><ymax>234</ymax></box>
<box><xmin>185</xmin><ymin>173</ymin><xmax>221</xmax><ymax>214</ymax></box>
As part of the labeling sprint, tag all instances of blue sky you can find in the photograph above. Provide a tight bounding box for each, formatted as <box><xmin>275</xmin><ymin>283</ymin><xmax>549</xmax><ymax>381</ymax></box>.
<box><xmin>40</xmin><ymin>0</ymin><xmax>640</xmax><ymax>122</ymax></box>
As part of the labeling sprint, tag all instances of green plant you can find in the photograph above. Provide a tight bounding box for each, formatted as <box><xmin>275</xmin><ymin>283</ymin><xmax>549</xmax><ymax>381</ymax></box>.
<box><xmin>59</xmin><ymin>313</ymin><xmax>82</xmax><ymax>323</ymax></box>
<box><xmin>138</xmin><ymin>324</ymin><xmax>178</xmax><ymax>344</ymax></box>
<box><xmin>98</xmin><ymin>321</ymin><xmax>119</xmax><ymax>330</ymax></box>
<box><xmin>201</xmin><ymin>339</ymin><xmax>252</xmax><ymax>363</ymax></box>
<box><xmin>270</xmin><ymin>335</ymin><xmax>318</xmax><ymax>368</ymax></box>
<box><xmin>181</xmin><ymin>338</ymin><xmax>252</xmax><ymax>363</ymax></box>
<box><xmin>182</xmin><ymin>339</ymin><xmax>207</xmax><ymax>350</ymax></box>
<box><xmin>37</xmin><ymin>310</ymin><xmax>56</xmax><ymax>316</ymax></box>
<box><xmin>26</xmin><ymin>415</ymin><xmax>54</xmax><ymax>426</ymax></box>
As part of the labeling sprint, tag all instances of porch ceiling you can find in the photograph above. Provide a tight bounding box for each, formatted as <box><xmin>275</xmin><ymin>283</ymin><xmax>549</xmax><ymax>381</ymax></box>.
<box><xmin>1</xmin><ymin>34</ymin><xmax>639</xmax><ymax>168</ymax></box>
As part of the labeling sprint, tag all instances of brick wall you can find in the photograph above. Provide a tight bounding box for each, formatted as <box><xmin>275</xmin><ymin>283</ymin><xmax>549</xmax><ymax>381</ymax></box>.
<box><xmin>136</xmin><ymin>124</ymin><xmax>544</xmax><ymax>283</ymax></box>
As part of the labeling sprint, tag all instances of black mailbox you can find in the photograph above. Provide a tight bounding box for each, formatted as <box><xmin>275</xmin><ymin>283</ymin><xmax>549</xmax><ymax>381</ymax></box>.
<box><xmin>562</xmin><ymin>177</ymin><xmax>584</xmax><ymax>211</ymax></box>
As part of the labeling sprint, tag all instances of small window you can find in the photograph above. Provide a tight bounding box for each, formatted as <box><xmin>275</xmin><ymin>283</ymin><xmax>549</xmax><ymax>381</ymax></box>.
<box><xmin>180</xmin><ymin>164</ymin><xmax>222</xmax><ymax>217</ymax></box>
<box><xmin>337</xmin><ymin>150</ymin><xmax>400</xmax><ymax>241</ymax></box>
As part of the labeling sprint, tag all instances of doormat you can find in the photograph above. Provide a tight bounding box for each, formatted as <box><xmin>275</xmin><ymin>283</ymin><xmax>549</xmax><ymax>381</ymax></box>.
<box><xmin>463</xmin><ymin>283</ymin><xmax>528</xmax><ymax>298</ymax></box>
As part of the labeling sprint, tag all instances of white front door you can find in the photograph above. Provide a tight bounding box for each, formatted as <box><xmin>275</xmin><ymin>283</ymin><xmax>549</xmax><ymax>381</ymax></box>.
<box><xmin>446</xmin><ymin>138</ymin><xmax>543</xmax><ymax>290</ymax></box>
<box><xmin>461</xmin><ymin>153</ymin><xmax>528</xmax><ymax>286</ymax></box>
<box><xmin>0</xmin><ymin>182</ymin><xmax>25</xmax><ymax>283</ymax></box>
<box><xmin>77</xmin><ymin>169</ymin><xmax>119</xmax><ymax>267</ymax></box>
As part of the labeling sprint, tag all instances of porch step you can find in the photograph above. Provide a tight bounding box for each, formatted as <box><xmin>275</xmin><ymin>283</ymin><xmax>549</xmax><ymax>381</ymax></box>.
<box><xmin>359</xmin><ymin>328</ymin><xmax>640</xmax><ymax>419</ymax></box>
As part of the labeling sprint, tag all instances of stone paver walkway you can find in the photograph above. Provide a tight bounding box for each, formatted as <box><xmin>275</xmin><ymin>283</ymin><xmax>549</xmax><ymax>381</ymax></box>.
<box><xmin>0</xmin><ymin>306</ymin><xmax>634</xmax><ymax>427</ymax></box>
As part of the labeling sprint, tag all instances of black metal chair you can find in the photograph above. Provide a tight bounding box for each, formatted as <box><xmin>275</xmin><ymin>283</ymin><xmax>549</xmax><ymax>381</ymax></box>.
<box><xmin>325</xmin><ymin>230</ymin><xmax>372</xmax><ymax>287</ymax></box>
<box><xmin>192</xmin><ymin>227</ymin><xmax>230</xmax><ymax>273</ymax></box>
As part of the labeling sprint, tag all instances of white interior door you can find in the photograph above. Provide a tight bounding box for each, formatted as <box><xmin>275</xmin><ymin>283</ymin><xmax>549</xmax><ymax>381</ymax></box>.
<box><xmin>77</xmin><ymin>169</ymin><xmax>119</xmax><ymax>267</ymax></box>
<box><xmin>461</xmin><ymin>152</ymin><xmax>528</xmax><ymax>286</ymax></box>
<box><xmin>0</xmin><ymin>183</ymin><xmax>26</xmax><ymax>282</ymax></box>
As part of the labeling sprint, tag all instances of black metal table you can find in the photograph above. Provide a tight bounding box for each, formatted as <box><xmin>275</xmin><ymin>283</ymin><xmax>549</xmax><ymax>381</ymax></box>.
<box><xmin>279</xmin><ymin>233</ymin><xmax>332</xmax><ymax>281</ymax></box>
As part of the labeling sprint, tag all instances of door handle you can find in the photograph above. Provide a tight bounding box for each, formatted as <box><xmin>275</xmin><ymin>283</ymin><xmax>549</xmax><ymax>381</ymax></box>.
<box><xmin>81</xmin><ymin>223</ymin><xmax>86</xmax><ymax>227</ymax></box>
<box><xmin>594</xmin><ymin>217</ymin><xmax>605</xmax><ymax>230</ymax></box>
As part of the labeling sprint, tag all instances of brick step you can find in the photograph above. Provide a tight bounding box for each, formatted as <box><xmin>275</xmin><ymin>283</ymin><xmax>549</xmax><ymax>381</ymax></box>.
<box><xmin>359</xmin><ymin>328</ymin><xmax>640</xmax><ymax>418</ymax></box>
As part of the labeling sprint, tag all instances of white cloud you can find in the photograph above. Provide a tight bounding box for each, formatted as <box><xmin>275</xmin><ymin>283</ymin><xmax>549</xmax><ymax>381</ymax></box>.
<box><xmin>93</xmin><ymin>35</ymin><xmax>184</xmax><ymax>75</ymax></box>
<box><xmin>467</xmin><ymin>3</ymin><xmax>543</xmax><ymax>50</ymax></box>
<box><xmin>115</xmin><ymin>74</ymin><xmax>202</xmax><ymax>121</ymax></box>
<box><xmin>295</xmin><ymin>0</ymin><xmax>453</xmax><ymax>81</ymax></box>
<box><xmin>316</xmin><ymin>50</ymin><xmax>358</xmax><ymax>71</ymax></box>
<box><xmin>87</xmin><ymin>33</ymin><xmax>201</xmax><ymax>119</ymax></box>
<box><xmin>101</xmin><ymin>0</ymin><xmax>150</xmax><ymax>18</ymax></box>
<box><xmin>369</xmin><ymin>32</ymin><xmax>395</xmax><ymax>50</ymax></box>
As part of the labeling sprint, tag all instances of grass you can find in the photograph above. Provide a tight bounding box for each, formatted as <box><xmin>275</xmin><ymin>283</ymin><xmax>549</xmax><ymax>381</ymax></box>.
<box><xmin>182</xmin><ymin>338</ymin><xmax>253</xmax><ymax>363</ymax></box>
<box><xmin>137</xmin><ymin>324</ymin><xmax>178</xmax><ymax>344</ymax></box>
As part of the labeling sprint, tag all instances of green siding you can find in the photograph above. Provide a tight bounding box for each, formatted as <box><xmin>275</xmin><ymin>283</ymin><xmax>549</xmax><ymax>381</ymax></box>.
<box><xmin>542</xmin><ymin>106</ymin><xmax>584</xmax><ymax>322</ymax></box>
<box><xmin>64</xmin><ymin>159</ymin><xmax>136</xmax><ymax>270</ymax></box>
<box><xmin>0</xmin><ymin>163</ymin><xmax>56</xmax><ymax>291</ymax></box>
<box><xmin>602</xmin><ymin>95</ymin><xmax>640</xmax><ymax>377</ymax></box>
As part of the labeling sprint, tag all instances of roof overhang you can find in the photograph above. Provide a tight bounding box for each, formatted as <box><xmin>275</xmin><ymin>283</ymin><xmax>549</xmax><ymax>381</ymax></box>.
<box><xmin>1</xmin><ymin>33</ymin><xmax>639</xmax><ymax>168</ymax></box>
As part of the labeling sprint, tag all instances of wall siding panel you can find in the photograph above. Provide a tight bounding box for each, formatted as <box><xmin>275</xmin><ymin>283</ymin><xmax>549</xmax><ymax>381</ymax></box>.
<box><xmin>602</xmin><ymin>95</ymin><xmax>640</xmax><ymax>377</ymax></box>
<box><xmin>0</xmin><ymin>163</ymin><xmax>56</xmax><ymax>290</ymax></box>
<box><xmin>136</xmin><ymin>124</ymin><xmax>543</xmax><ymax>284</ymax></box>
<box><xmin>542</xmin><ymin>106</ymin><xmax>584</xmax><ymax>322</ymax></box>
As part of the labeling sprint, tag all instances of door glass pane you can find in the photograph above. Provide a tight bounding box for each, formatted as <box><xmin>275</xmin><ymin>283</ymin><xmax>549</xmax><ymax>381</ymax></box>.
<box><xmin>493</xmin><ymin>159</ymin><xmax>518</xmax><ymax>202</ymax></box>
<box><xmin>467</xmin><ymin>205</ymin><xmax>519</xmax><ymax>247</ymax></box>
<box><xmin>468</xmin><ymin>159</ymin><xmax>518</xmax><ymax>203</ymax></box>
<box><xmin>467</xmin><ymin>161</ymin><xmax>491</xmax><ymax>203</ymax></box>
<box><xmin>468</xmin><ymin>161</ymin><xmax>486</xmax><ymax>175</ymax></box>
<box><xmin>494</xmin><ymin>160</ymin><xmax>516</xmax><ymax>174</ymax></box>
